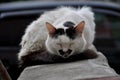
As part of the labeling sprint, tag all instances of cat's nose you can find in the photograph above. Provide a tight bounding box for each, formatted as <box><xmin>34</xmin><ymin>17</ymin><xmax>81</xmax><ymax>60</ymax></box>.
<box><xmin>59</xmin><ymin>49</ymin><xmax>72</xmax><ymax>58</ymax></box>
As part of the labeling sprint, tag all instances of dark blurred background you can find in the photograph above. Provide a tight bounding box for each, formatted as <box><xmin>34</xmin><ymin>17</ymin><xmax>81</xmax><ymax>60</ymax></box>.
<box><xmin>0</xmin><ymin>0</ymin><xmax>120</xmax><ymax>3</ymax></box>
<box><xmin>0</xmin><ymin>0</ymin><xmax>120</xmax><ymax>80</ymax></box>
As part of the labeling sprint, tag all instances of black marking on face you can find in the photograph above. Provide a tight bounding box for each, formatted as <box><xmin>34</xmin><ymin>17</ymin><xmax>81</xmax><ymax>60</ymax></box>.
<box><xmin>52</xmin><ymin>28</ymin><xmax>65</xmax><ymax>38</ymax></box>
<box><xmin>66</xmin><ymin>28</ymin><xmax>77</xmax><ymax>39</ymax></box>
<box><xmin>63</xmin><ymin>21</ymin><xmax>75</xmax><ymax>28</ymax></box>
<box><xmin>52</xmin><ymin>28</ymin><xmax>77</xmax><ymax>39</ymax></box>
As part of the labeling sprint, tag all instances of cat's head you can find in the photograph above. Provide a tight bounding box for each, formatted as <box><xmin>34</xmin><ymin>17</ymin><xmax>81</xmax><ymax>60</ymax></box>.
<box><xmin>45</xmin><ymin>21</ymin><xmax>87</xmax><ymax>58</ymax></box>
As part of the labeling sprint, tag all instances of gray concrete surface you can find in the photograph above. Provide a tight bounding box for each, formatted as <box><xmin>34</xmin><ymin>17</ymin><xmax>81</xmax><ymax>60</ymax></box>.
<box><xmin>18</xmin><ymin>52</ymin><xmax>118</xmax><ymax>80</ymax></box>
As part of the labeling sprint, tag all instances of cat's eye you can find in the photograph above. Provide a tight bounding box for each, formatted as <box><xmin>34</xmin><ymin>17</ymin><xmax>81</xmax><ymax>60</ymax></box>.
<box><xmin>57</xmin><ymin>43</ymin><xmax>62</xmax><ymax>47</ymax></box>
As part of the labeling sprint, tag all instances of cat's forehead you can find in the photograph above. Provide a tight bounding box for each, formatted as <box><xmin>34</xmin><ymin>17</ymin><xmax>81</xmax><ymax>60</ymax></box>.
<box><xmin>53</xmin><ymin>21</ymin><xmax>77</xmax><ymax>39</ymax></box>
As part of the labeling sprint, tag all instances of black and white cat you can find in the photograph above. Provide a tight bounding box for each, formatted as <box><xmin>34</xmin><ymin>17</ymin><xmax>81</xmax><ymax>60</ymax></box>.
<box><xmin>18</xmin><ymin>7</ymin><xmax>97</xmax><ymax>67</ymax></box>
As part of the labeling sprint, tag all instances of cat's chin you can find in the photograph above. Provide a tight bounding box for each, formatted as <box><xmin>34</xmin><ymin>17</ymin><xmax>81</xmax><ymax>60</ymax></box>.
<box><xmin>59</xmin><ymin>55</ymin><xmax>71</xmax><ymax>59</ymax></box>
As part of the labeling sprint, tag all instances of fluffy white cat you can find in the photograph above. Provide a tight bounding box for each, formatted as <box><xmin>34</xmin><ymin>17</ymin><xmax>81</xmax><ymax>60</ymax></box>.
<box><xmin>18</xmin><ymin>7</ymin><xmax>96</xmax><ymax>61</ymax></box>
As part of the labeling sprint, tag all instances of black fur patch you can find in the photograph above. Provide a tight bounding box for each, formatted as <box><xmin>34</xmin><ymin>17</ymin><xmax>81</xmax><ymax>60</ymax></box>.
<box><xmin>53</xmin><ymin>28</ymin><xmax>65</xmax><ymax>38</ymax></box>
<box><xmin>52</xmin><ymin>28</ymin><xmax>77</xmax><ymax>39</ymax></box>
<box><xmin>66</xmin><ymin>28</ymin><xmax>77</xmax><ymax>39</ymax></box>
<box><xmin>52</xmin><ymin>21</ymin><xmax>77</xmax><ymax>39</ymax></box>
<box><xmin>63</xmin><ymin>21</ymin><xmax>75</xmax><ymax>28</ymax></box>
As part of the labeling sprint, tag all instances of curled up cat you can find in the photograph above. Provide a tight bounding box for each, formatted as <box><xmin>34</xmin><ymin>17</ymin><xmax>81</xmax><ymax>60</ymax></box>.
<box><xmin>18</xmin><ymin>7</ymin><xmax>98</xmax><ymax>68</ymax></box>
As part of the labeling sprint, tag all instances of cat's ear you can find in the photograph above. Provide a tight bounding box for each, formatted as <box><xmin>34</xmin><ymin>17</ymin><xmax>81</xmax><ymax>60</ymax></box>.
<box><xmin>46</xmin><ymin>22</ymin><xmax>56</xmax><ymax>35</ymax></box>
<box><xmin>74</xmin><ymin>21</ymin><xmax>85</xmax><ymax>33</ymax></box>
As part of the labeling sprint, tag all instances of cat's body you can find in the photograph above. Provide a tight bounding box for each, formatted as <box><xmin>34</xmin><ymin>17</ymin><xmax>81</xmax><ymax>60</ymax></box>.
<box><xmin>18</xmin><ymin>7</ymin><xmax>97</xmax><ymax>67</ymax></box>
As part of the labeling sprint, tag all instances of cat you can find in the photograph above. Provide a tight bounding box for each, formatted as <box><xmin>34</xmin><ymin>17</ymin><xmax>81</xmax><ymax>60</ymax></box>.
<box><xmin>18</xmin><ymin>6</ymin><xmax>97</xmax><ymax>67</ymax></box>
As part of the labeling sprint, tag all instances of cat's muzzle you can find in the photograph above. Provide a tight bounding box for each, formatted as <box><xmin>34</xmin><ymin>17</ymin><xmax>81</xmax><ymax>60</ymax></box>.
<box><xmin>58</xmin><ymin>49</ymin><xmax>72</xmax><ymax>58</ymax></box>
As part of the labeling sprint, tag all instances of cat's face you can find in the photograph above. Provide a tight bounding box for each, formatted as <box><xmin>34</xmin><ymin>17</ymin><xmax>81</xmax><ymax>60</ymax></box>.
<box><xmin>45</xmin><ymin>21</ymin><xmax>86</xmax><ymax>58</ymax></box>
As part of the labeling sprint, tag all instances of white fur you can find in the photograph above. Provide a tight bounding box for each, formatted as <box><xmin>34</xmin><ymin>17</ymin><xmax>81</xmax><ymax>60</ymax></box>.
<box><xmin>18</xmin><ymin>7</ymin><xmax>95</xmax><ymax>60</ymax></box>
